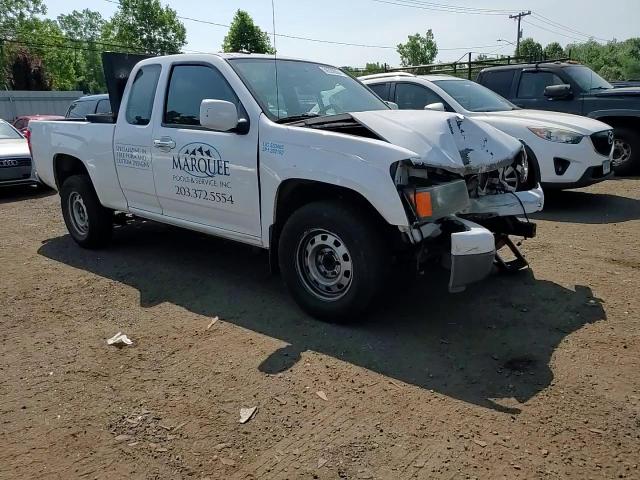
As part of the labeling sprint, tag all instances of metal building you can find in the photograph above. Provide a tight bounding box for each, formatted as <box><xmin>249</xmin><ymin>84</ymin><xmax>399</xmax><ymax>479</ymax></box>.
<box><xmin>0</xmin><ymin>90</ymin><xmax>84</xmax><ymax>122</ymax></box>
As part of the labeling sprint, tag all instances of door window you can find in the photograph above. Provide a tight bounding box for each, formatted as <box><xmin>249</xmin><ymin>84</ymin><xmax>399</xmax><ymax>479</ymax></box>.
<box><xmin>369</xmin><ymin>82</ymin><xmax>390</xmax><ymax>101</ymax></box>
<box><xmin>96</xmin><ymin>99</ymin><xmax>111</xmax><ymax>114</ymax></box>
<box><xmin>480</xmin><ymin>70</ymin><xmax>515</xmax><ymax>97</ymax></box>
<box><xmin>517</xmin><ymin>71</ymin><xmax>564</xmax><ymax>99</ymax></box>
<box><xmin>395</xmin><ymin>83</ymin><xmax>447</xmax><ymax>110</ymax></box>
<box><xmin>125</xmin><ymin>64</ymin><xmax>161</xmax><ymax>126</ymax></box>
<box><xmin>164</xmin><ymin>64</ymin><xmax>238</xmax><ymax>127</ymax></box>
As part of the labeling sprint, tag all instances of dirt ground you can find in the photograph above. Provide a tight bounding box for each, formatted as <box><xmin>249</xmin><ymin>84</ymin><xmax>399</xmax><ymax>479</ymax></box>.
<box><xmin>0</xmin><ymin>179</ymin><xmax>639</xmax><ymax>480</ymax></box>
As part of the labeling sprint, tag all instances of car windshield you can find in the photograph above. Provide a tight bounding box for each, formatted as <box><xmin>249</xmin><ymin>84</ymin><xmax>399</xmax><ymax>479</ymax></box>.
<box><xmin>432</xmin><ymin>79</ymin><xmax>517</xmax><ymax>112</ymax></box>
<box><xmin>228</xmin><ymin>58</ymin><xmax>388</xmax><ymax>121</ymax></box>
<box><xmin>0</xmin><ymin>122</ymin><xmax>23</xmax><ymax>140</ymax></box>
<box><xmin>564</xmin><ymin>66</ymin><xmax>612</xmax><ymax>91</ymax></box>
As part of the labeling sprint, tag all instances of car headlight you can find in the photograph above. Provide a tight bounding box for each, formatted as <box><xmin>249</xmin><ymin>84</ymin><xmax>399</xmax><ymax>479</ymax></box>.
<box><xmin>528</xmin><ymin>127</ymin><xmax>584</xmax><ymax>144</ymax></box>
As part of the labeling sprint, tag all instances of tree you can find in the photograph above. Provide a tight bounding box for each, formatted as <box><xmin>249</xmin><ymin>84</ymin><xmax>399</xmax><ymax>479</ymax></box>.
<box><xmin>544</xmin><ymin>42</ymin><xmax>565</xmax><ymax>60</ymax></box>
<box><xmin>0</xmin><ymin>0</ymin><xmax>46</xmax><ymax>29</ymax></box>
<box><xmin>222</xmin><ymin>10</ymin><xmax>274</xmax><ymax>54</ymax></box>
<box><xmin>518</xmin><ymin>37</ymin><xmax>543</xmax><ymax>60</ymax></box>
<box><xmin>397</xmin><ymin>29</ymin><xmax>438</xmax><ymax>67</ymax></box>
<box><xmin>105</xmin><ymin>0</ymin><xmax>186</xmax><ymax>54</ymax></box>
<box><xmin>8</xmin><ymin>46</ymin><xmax>50</xmax><ymax>90</ymax></box>
<box><xmin>58</xmin><ymin>9</ymin><xmax>106</xmax><ymax>92</ymax></box>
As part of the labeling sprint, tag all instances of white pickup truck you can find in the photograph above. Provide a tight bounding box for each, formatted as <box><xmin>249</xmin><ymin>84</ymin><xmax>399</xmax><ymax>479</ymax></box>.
<box><xmin>31</xmin><ymin>52</ymin><xmax>543</xmax><ymax>320</ymax></box>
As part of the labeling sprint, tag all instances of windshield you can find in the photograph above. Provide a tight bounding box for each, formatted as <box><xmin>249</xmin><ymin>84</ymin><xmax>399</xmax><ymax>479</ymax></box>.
<box><xmin>564</xmin><ymin>66</ymin><xmax>612</xmax><ymax>91</ymax></box>
<box><xmin>0</xmin><ymin>122</ymin><xmax>23</xmax><ymax>140</ymax></box>
<box><xmin>228</xmin><ymin>58</ymin><xmax>388</xmax><ymax>121</ymax></box>
<box><xmin>432</xmin><ymin>79</ymin><xmax>517</xmax><ymax>112</ymax></box>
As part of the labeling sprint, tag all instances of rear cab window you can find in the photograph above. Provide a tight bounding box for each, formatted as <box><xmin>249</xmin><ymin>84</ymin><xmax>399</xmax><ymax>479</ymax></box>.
<box><xmin>517</xmin><ymin>71</ymin><xmax>565</xmax><ymax>99</ymax></box>
<box><xmin>479</xmin><ymin>70</ymin><xmax>515</xmax><ymax>98</ymax></box>
<box><xmin>126</xmin><ymin>64</ymin><xmax>162</xmax><ymax>126</ymax></box>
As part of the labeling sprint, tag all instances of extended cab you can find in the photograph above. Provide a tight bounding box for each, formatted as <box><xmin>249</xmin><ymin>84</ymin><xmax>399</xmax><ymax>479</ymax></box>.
<box><xmin>477</xmin><ymin>62</ymin><xmax>640</xmax><ymax>175</ymax></box>
<box><xmin>31</xmin><ymin>53</ymin><xmax>543</xmax><ymax>320</ymax></box>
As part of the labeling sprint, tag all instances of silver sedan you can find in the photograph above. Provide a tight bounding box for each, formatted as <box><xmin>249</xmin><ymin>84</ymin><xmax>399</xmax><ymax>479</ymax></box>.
<box><xmin>0</xmin><ymin>120</ymin><xmax>36</xmax><ymax>187</ymax></box>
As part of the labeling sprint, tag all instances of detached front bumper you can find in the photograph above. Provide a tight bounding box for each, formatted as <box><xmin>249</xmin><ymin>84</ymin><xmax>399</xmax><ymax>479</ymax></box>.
<box><xmin>447</xmin><ymin>218</ymin><xmax>496</xmax><ymax>293</ymax></box>
<box><xmin>461</xmin><ymin>184</ymin><xmax>544</xmax><ymax>217</ymax></box>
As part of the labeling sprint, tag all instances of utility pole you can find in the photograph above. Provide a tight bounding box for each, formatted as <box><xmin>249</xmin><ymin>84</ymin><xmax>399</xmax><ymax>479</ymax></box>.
<box><xmin>509</xmin><ymin>11</ymin><xmax>531</xmax><ymax>56</ymax></box>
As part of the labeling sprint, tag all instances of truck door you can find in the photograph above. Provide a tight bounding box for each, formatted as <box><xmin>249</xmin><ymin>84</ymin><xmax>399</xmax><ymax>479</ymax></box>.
<box><xmin>514</xmin><ymin>69</ymin><xmax>581</xmax><ymax>114</ymax></box>
<box><xmin>151</xmin><ymin>62</ymin><xmax>261</xmax><ymax>238</ymax></box>
<box><xmin>113</xmin><ymin>63</ymin><xmax>163</xmax><ymax>214</ymax></box>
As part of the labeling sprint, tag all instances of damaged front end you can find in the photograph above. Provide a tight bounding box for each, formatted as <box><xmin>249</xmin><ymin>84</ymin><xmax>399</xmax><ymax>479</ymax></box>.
<box><xmin>381</xmin><ymin>113</ymin><xmax>544</xmax><ymax>292</ymax></box>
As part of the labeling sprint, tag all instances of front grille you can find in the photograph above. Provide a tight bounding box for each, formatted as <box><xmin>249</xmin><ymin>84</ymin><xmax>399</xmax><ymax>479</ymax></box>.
<box><xmin>0</xmin><ymin>157</ymin><xmax>31</xmax><ymax>168</ymax></box>
<box><xmin>590</xmin><ymin>130</ymin><xmax>614</xmax><ymax>157</ymax></box>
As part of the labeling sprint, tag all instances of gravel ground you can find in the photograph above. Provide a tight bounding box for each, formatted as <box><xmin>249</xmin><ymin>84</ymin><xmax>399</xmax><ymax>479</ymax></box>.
<box><xmin>0</xmin><ymin>179</ymin><xmax>638</xmax><ymax>480</ymax></box>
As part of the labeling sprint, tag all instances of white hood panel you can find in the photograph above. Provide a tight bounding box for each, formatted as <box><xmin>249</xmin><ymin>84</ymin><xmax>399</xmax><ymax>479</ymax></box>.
<box><xmin>477</xmin><ymin>109</ymin><xmax>612</xmax><ymax>134</ymax></box>
<box><xmin>350</xmin><ymin>110</ymin><xmax>522</xmax><ymax>175</ymax></box>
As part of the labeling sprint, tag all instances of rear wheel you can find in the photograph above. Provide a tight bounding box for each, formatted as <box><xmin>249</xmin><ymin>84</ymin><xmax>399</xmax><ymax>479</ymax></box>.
<box><xmin>278</xmin><ymin>201</ymin><xmax>388</xmax><ymax>321</ymax></box>
<box><xmin>612</xmin><ymin>127</ymin><xmax>640</xmax><ymax>176</ymax></box>
<box><xmin>60</xmin><ymin>174</ymin><xmax>113</xmax><ymax>248</ymax></box>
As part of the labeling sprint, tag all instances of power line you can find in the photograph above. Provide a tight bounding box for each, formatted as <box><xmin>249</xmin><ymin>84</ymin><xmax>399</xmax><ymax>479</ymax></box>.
<box><xmin>531</xmin><ymin>12</ymin><xmax>611</xmax><ymax>42</ymax></box>
<box><xmin>521</xmin><ymin>18</ymin><xmax>591</xmax><ymax>43</ymax></box>
<box><xmin>509</xmin><ymin>11</ymin><xmax>531</xmax><ymax>55</ymax></box>
<box><xmin>369</xmin><ymin>0</ymin><xmax>516</xmax><ymax>15</ymax></box>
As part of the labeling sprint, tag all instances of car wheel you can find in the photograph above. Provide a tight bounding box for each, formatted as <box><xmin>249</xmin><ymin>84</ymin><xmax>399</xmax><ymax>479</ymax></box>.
<box><xmin>612</xmin><ymin>127</ymin><xmax>639</xmax><ymax>176</ymax></box>
<box><xmin>60</xmin><ymin>174</ymin><xmax>113</xmax><ymax>248</ymax></box>
<box><xmin>278</xmin><ymin>201</ymin><xmax>388</xmax><ymax>322</ymax></box>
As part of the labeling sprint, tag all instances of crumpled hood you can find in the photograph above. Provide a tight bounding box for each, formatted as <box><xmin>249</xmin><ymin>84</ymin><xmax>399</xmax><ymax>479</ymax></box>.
<box><xmin>474</xmin><ymin>109</ymin><xmax>611</xmax><ymax>134</ymax></box>
<box><xmin>350</xmin><ymin>109</ymin><xmax>522</xmax><ymax>175</ymax></box>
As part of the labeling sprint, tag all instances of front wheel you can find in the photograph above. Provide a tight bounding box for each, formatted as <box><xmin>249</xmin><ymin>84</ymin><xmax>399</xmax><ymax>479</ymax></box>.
<box><xmin>60</xmin><ymin>174</ymin><xmax>113</xmax><ymax>248</ymax></box>
<box><xmin>278</xmin><ymin>201</ymin><xmax>388</xmax><ymax>322</ymax></box>
<box><xmin>612</xmin><ymin>127</ymin><xmax>640</xmax><ymax>176</ymax></box>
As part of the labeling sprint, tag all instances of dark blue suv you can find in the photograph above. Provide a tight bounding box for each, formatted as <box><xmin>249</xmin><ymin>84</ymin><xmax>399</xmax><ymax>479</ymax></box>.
<box><xmin>477</xmin><ymin>62</ymin><xmax>640</xmax><ymax>175</ymax></box>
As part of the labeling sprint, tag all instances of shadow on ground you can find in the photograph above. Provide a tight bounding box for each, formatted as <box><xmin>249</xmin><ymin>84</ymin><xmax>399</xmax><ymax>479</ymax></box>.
<box><xmin>533</xmin><ymin>189</ymin><xmax>640</xmax><ymax>224</ymax></box>
<box><xmin>38</xmin><ymin>221</ymin><xmax>605</xmax><ymax>413</ymax></box>
<box><xmin>0</xmin><ymin>184</ymin><xmax>54</xmax><ymax>205</ymax></box>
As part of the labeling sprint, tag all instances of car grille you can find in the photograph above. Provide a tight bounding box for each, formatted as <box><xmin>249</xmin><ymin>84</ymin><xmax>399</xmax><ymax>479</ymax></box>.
<box><xmin>590</xmin><ymin>130</ymin><xmax>614</xmax><ymax>157</ymax></box>
<box><xmin>0</xmin><ymin>157</ymin><xmax>31</xmax><ymax>168</ymax></box>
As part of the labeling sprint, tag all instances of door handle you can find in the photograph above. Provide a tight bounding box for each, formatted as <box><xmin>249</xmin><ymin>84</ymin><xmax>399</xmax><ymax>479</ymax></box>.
<box><xmin>153</xmin><ymin>137</ymin><xmax>176</xmax><ymax>150</ymax></box>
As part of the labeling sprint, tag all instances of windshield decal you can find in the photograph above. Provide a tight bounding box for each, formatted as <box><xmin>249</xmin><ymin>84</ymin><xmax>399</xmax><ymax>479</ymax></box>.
<box><xmin>318</xmin><ymin>66</ymin><xmax>348</xmax><ymax>77</ymax></box>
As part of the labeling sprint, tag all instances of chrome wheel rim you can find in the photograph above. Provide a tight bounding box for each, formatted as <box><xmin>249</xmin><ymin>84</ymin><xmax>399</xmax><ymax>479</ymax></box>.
<box><xmin>296</xmin><ymin>229</ymin><xmax>353</xmax><ymax>301</ymax></box>
<box><xmin>612</xmin><ymin>139</ymin><xmax>632</xmax><ymax>167</ymax></box>
<box><xmin>501</xmin><ymin>164</ymin><xmax>520</xmax><ymax>191</ymax></box>
<box><xmin>68</xmin><ymin>192</ymin><xmax>89</xmax><ymax>235</ymax></box>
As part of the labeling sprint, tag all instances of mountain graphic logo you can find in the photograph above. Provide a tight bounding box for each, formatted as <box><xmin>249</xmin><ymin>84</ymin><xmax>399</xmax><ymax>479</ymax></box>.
<box><xmin>172</xmin><ymin>142</ymin><xmax>230</xmax><ymax>178</ymax></box>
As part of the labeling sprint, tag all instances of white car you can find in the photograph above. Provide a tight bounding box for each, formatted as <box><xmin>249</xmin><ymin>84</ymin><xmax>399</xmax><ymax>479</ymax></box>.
<box><xmin>361</xmin><ymin>73</ymin><xmax>614</xmax><ymax>189</ymax></box>
<box><xmin>0</xmin><ymin>119</ymin><xmax>36</xmax><ymax>187</ymax></box>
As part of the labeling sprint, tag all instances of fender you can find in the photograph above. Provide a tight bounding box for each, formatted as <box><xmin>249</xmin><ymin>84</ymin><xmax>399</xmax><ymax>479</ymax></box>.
<box><xmin>258</xmin><ymin>115</ymin><xmax>417</xmax><ymax>246</ymax></box>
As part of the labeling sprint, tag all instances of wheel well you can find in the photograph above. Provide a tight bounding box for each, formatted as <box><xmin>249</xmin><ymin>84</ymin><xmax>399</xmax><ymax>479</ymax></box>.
<box><xmin>269</xmin><ymin>179</ymin><xmax>396</xmax><ymax>271</ymax></box>
<box><xmin>53</xmin><ymin>154</ymin><xmax>89</xmax><ymax>190</ymax></box>
<box><xmin>596</xmin><ymin>116</ymin><xmax>640</xmax><ymax>131</ymax></box>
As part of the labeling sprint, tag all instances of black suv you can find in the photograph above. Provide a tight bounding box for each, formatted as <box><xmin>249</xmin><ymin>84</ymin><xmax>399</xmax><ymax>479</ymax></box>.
<box><xmin>477</xmin><ymin>62</ymin><xmax>640</xmax><ymax>175</ymax></box>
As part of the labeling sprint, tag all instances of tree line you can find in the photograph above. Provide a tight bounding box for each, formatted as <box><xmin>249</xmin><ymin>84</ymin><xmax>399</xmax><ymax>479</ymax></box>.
<box><xmin>1</xmin><ymin>0</ymin><xmax>638</xmax><ymax>93</ymax></box>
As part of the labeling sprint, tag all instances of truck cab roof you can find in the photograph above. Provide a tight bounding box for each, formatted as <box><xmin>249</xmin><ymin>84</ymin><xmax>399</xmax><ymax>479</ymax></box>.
<box><xmin>479</xmin><ymin>61</ymin><xmax>583</xmax><ymax>74</ymax></box>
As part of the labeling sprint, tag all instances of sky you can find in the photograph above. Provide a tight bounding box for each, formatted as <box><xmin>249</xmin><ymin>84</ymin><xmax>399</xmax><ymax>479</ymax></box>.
<box><xmin>43</xmin><ymin>0</ymin><xmax>640</xmax><ymax>67</ymax></box>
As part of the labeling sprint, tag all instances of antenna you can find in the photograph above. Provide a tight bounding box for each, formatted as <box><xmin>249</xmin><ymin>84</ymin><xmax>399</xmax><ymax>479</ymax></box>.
<box><xmin>271</xmin><ymin>0</ymin><xmax>280</xmax><ymax>119</ymax></box>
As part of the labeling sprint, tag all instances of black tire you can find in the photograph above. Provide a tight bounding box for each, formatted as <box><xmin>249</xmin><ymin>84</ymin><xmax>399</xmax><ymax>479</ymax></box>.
<box><xmin>612</xmin><ymin>127</ymin><xmax>640</xmax><ymax>176</ymax></box>
<box><xmin>60</xmin><ymin>174</ymin><xmax>113</xmax><ymax>248</ymax></box>
<box><xmin>278</xmin><ymin>201</ymin><xmax>388</xmax><ymax>322</ymax></box>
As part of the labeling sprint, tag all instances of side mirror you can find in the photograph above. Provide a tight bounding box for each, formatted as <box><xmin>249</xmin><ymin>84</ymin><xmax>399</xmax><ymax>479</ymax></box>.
<box><xmin>200</xmin><ymin>99</ymin><xmax>239</xmax><ymax>131</ymax></box>
<box><xmin>385</xmin><ymin>101</ymin><xmax>399</xmax><ymax>110</ymax></box>
<box><xmin>544</xmin><ymin>84</ymin><xmax>573</xmax><ymax>100</ymax></box>
<box><xmin>424</xmin><ymin>102</ymin><xmax>445</xmax><ymax>112</ymax></box>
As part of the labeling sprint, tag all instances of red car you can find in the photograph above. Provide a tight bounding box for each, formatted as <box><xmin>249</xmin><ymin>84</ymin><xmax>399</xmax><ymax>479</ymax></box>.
<box><xmin>13</xmin><ymin>115</ymin><xmax>65</xmax><ymax>141</ymax></box>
